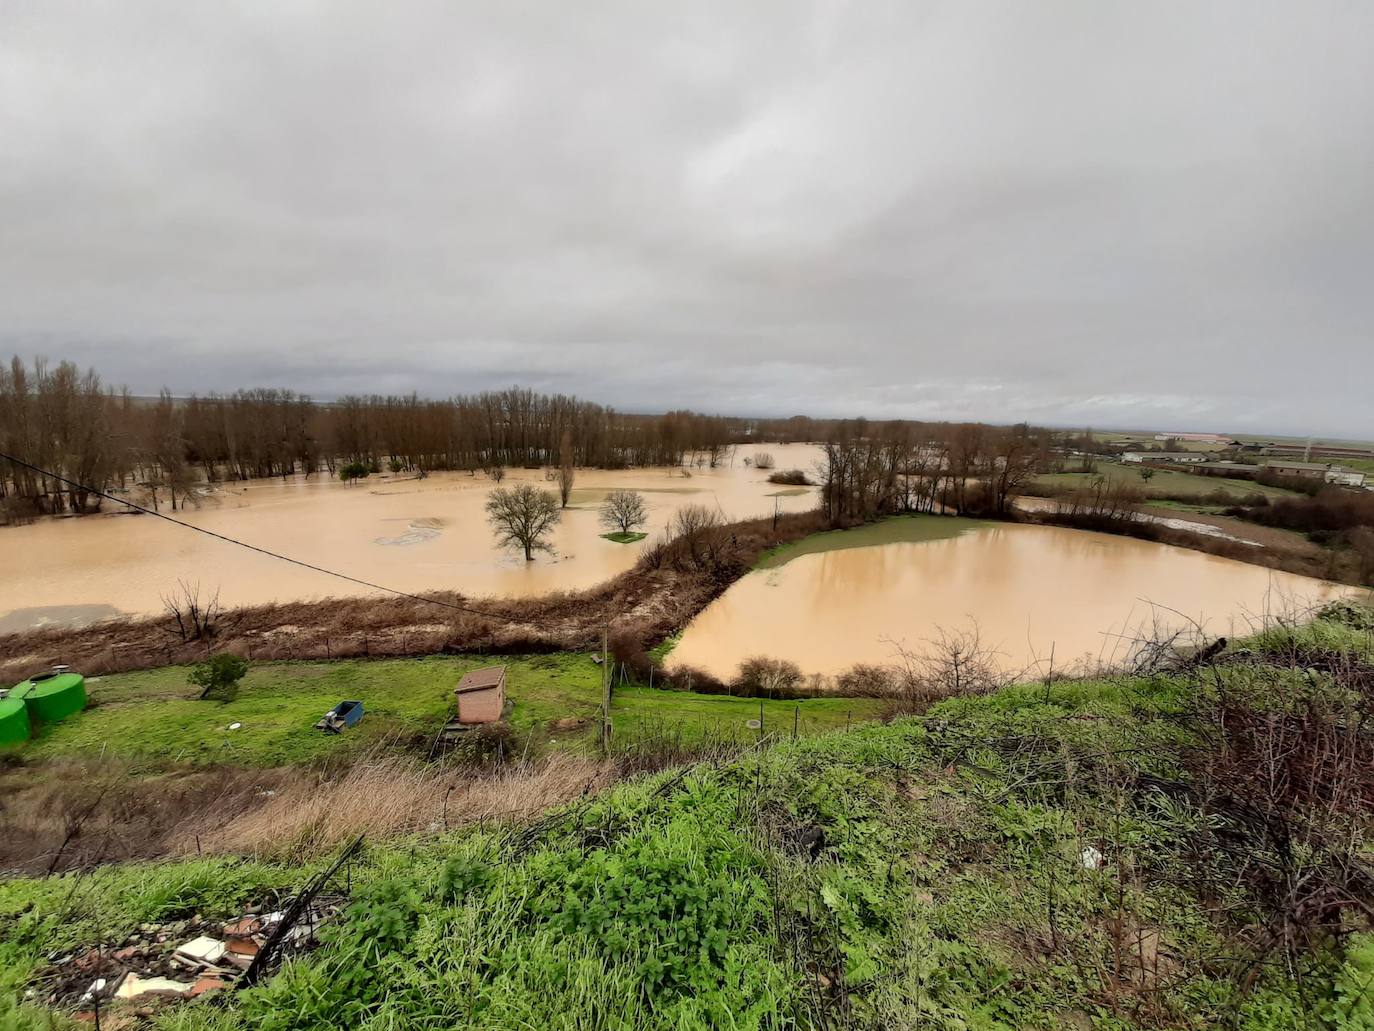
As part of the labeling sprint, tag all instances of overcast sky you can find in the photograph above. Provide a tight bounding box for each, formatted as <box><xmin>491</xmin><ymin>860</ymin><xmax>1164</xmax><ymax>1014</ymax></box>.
<box><xmin>2</xmin><ymin>2</ymin><xmax>1371</xmax><ymax>435</ymax></box>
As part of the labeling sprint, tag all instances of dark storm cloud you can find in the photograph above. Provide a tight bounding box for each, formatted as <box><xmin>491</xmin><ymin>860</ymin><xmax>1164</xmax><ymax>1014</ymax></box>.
<box><xmin>2</xmin><ymin>1</ymin><xmax>1371</xmax><ymax>434</ymax></box>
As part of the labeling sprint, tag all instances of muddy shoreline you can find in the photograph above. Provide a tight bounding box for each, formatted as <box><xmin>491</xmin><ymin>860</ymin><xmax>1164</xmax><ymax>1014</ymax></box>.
<box><xmin>0</xmin><ymin>510</ymin><xmax>829</xmax><ymax>683</ymax></box>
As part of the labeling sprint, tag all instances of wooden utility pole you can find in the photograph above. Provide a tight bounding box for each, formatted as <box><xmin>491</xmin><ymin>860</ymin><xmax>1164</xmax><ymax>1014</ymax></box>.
<box><xmin>601</xmin><ymin>627</ymin><xmax>612</xmax><ymax>753</ymax></box>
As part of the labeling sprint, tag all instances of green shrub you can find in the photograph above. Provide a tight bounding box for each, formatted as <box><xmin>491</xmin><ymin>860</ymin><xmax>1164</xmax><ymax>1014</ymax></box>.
<box><xmin>189</xmin><ymin>652</ymin><xmax>249</xmax><ymax>702</ymax></box>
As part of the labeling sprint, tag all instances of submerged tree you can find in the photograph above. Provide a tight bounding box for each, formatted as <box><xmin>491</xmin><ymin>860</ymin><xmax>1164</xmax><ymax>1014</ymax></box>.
<box><xmin>557</xmin><ymin>430</ymin><xmax>575</xmax><ymax>508</ymax></box>
<box><xmin>599</xmin><ymin>490</ymin><xmax>648</xmax><ymax>535</ymax></box>
<box><xmin>486</xmin><ymin>483</ymin><xmax>561</xmax><ymax>560</ymax></box>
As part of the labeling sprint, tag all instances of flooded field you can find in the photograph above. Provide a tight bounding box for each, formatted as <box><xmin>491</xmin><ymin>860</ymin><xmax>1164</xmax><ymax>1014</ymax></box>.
<box><xmin>669</xmin><ymin>522</ymin><xmax>1362</xmax><ymax>683</ymax></box>
<box><xmin>0</xmin><ymin>445</ymin><xmax>824</xmax><ymax>631</ymax></box>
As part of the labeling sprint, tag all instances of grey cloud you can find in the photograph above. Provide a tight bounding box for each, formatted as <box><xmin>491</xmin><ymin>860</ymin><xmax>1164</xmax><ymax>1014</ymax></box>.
<box><xmin>2</xmin><ymin>1</ymin><xmax>1372</xmax><ymax>434</ymax></box>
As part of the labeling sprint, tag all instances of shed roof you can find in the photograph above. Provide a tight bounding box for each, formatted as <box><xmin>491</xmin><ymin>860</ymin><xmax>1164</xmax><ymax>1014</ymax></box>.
<box><xmin>455</xmin><ymin>665</ymin><xmax>506</xmax><ymax>694</ymax></box>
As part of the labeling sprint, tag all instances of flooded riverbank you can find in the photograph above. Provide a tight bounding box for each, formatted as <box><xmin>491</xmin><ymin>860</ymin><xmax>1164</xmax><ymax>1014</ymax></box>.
<box><xmin>0</xmin><ymin>445</ymin><xmax>823</xmax><ymax>631</ymax></box>
<box><xmin>668</xmin><ymin>522</ymin><xmax>1362</xmax><ymax>683</ymax></box>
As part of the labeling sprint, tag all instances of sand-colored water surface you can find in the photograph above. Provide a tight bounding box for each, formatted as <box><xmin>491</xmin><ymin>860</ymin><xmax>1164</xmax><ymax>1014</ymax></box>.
<box><xmin>0</xmin><ymin>445</ymin><xmax>824</xmax><ymax>631</ymax></box>
<box><xmin>669</xmin><ymin>522</ymin><xmax>1362</xmax><ymax>682</ymax></box>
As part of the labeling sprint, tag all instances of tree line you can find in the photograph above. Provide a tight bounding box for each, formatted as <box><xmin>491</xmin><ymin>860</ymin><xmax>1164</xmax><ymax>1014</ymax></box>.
<box><xmin>815</xmin><ymin>418</ymin><xmax>1054</xmax><ymax>524</ymax></box>
<box><xmin>0</xmin><ymin>353</ymin><xmax>1057</xmax><ymax>525</ymax></box>
<box><xmin>0</xmin><ymin>356</ymin><xmax>742</xmax><ymax>520</ymax></box>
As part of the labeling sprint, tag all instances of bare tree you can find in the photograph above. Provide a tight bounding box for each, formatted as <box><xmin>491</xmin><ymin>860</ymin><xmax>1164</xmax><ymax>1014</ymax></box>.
<box><xmin>886</xmin><ymin>623</ymin><xmax>1013</xmax><ymax>710</ymax></box>
<box><xmin>486</xmin><ymin>484</ymin><xmax>561</xmax><ymax>560</ymax></box>
<box><xmin>752</xmin><ymin>451</ymin><xmax>775</xmax><ymax>470</ymax></box>
<box><xmin>600</xmin><ymin>490</ymin><xmax>648</xmax><ymax>535</ymax></box>
<box><xmin>557</xmin><ymin>430</ymin><xmax>575</xmax><ymax>508</ymax></box>
<box><xmin>671</xmin><ymin>503</ymin><xmax>731</xmax><ymax>571</ymax></box>
<box><xmin>987</xmin><ymin>423</ymin><xmax>1043</xmax><ymax>515</ymax></box>
<box><xmin>735</xmin><ymin>655</ymin><xmax>804</xmax><ymax>697</ymax></box>
<box><xmin>486</xmin><ymin>464</ymin><xmax>506</xmax><ymax>484</ymax></box>
<box><xmin>161</xmin><ymin>580</ymin><xmax>222</xmax><ymax>641</ymax></box>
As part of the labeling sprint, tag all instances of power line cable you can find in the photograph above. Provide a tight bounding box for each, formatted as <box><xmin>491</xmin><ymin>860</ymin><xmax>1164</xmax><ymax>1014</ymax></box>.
<box><xmin>0</xmin><ymin>451</ymin><xmax>559</xmax><ymax>628</ymax></box>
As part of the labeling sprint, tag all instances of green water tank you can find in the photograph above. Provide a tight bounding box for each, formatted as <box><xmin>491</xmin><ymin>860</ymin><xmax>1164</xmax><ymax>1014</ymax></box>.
<box><xmin>0</xmin><ymin>695</ymin><xmax>28</xmax><ymax>745</ymax></box>
<box><xmin>16</xmin><ymin>672</ymin><xmax>86</xmax><ymax>724</ymax></box>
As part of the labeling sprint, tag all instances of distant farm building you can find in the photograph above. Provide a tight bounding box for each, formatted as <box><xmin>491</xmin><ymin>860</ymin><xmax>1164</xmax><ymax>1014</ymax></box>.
<box><xmin>1260</xmin><ymin>461</ymin><xmax>1366</xmax><ymax>486</ymax></box>
<box><xmin>1263</xmin><ymin>460</ymin><xmax>1331</xmax><ymax>480</ymax></box>
<box><xmin>1192</xmin><ymin>461</ymin><xmax>1260</xmax><ymax>479</ymax></box>
<box><xmin>1122</xmin><ymin>451</ymin><xmax>1209</xmax><ymax>465</ymax></box>
<box><xmin>1259</xmin><ymin>443</ymin><xmax>1374</xmax><ymax>460</ymax></box>
<box><xmin>1154</xmin><ymin>433</ymin><xmax>1239</xmax><ymax>445</ymax></box>
<box><xmin>1325</xmin><ymin>466</ymin><xmax>1368</xmax><ymax>487</ymax></box>
<box><xmin>454</xmin><ymin>666</ymin><xmax>507</xmax><ymax>724</ymax></box>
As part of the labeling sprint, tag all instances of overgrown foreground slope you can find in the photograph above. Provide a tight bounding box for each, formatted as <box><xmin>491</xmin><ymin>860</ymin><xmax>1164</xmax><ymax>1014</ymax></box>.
<box><xmin>6</xmin><ymin>607</ymin><xmax>1374</xmax><ymax>1029</ymax></box>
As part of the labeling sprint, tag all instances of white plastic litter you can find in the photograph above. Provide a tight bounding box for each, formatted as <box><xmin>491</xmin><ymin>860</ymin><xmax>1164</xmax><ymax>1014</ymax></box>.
<box><xmin>1081</xmin><ymin>846</ymin><xmax>1104</xmax><ymax>870</ymax></box>
<box><xmin>116</xmin><ymin>974</ymin><xmax>193</xmax><ymax>999</ymax></box>
<box><xmin>174</xmin><ymin>936</ymin><xmax>227</xmax><ymax>965</ymax></box>
<box><xmin>79</xmin><ymin>977</ymin><xmax>113</xmax><ymax>1002</ymax></box>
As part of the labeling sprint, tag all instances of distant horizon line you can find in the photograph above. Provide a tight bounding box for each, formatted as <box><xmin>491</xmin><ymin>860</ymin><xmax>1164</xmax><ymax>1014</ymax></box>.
<box><xmin>95</xmin><ymin>392</ymin><xmax>1367</xmax><ymax>448</ymax></box>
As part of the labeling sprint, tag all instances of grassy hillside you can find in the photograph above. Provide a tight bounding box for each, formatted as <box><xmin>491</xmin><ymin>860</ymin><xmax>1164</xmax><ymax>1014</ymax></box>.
<box><xmin>5</xmin><ymin>604</ymin><xmax>1374</xmax><ymax>1029</ymax></box>
<box><xmin>17</xmin><ymin>654</ymin><xmax>885</xmax><ymax>767</ymax></box>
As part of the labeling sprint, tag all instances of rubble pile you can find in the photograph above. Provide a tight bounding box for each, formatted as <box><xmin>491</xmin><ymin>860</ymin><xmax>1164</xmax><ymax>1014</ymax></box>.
<box><xmin>44</xmin><ymin>894</ymin><xmax>345</xmax><ymax>1019</ymax></box>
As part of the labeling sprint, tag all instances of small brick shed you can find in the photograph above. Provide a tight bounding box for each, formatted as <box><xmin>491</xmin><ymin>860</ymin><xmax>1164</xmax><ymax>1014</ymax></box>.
<box><xmin>454</xmin><ymin>665</ymin><xmax>506</xmax><ymax>725</ymax></box>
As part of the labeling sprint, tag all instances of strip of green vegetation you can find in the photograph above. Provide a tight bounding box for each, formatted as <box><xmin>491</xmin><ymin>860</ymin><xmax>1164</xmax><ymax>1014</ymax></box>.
<box><xmin>600</xmin><ymin>531</ymin><xmax>648</xmax><ymax>544</ymax></box>
<box><xmin>7</xmin><ymin>607</ymin><xmax>1373</xmax><ymax>1029</ymax></box>
<box><xmin>20</xmin><ymin>655</ymin><xmax>883</xmax><ymax>767</ymax></box>
<box><xmin>646</xmin><ymin>633</ymin><xmax>679</xmax><ymax>665</ymax></box>
<box><xmin>756</xmin><ymin>513</ymin><xmax>988</xmax><ymax>569</ymax></box>
<box><xmin>1139</xmin><ymin>499</ymin><xmax>1230</xmax><ymax>515</ymax></box>
<box><xmin>1033</xmin><ymin>461</ymin><xmax>1298</xmax><ymax>499</ymax></box>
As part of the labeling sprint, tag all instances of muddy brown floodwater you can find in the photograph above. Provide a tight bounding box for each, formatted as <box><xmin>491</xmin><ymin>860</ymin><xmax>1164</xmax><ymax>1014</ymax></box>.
<box><xmin>669</xmin><ymin>523</ymin><xmax>1365</xmax><ymax>683</ymax></box>
<box><xmin>0</xmin><ymin>445</ymin><xmax>824</xmax><ymax>632</ymax></box>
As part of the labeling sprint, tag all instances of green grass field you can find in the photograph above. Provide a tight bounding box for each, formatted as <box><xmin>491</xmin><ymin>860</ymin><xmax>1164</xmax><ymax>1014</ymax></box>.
<box><xmin>756</xmin><ymin>513</ymin><xmax>987</xmax><ymax>569</ymax></box>
<box><xmin>19</xmin><ymin>655</ymin><xmax>885</xmax><ymax>766</ymax></box>
<box><xmin>600</xmin><ymin>531</ymin><xmax>648</xmax><ymax>544</ymax></box>
<box><xmin>1032</xmin><ymin>461</ymin><xmax>1298</xmax><ymax>500</ymax></box>
<box><xmin>8</xmin><ymin>607</ymin><xmax>1374</xmax><ymax>1029</ymax></box>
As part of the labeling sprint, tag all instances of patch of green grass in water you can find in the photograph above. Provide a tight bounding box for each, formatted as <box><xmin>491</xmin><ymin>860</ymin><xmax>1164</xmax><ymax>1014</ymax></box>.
<box><xmin>600</xmin><ymin>531</ymin><xmax>648</xmax><ymax>544</ymax></box>
<box><xmin>756</xmin><ymin>513</ymin><xmax>989</xmax><ymax>569</ymax></box>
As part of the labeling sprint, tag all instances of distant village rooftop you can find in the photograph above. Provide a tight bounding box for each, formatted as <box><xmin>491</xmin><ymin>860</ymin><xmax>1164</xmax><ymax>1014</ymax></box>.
<box><xmin>1122</xmin><ymin>451</ymin><xmax>1209</xmax><ymax>464</ymax></box>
